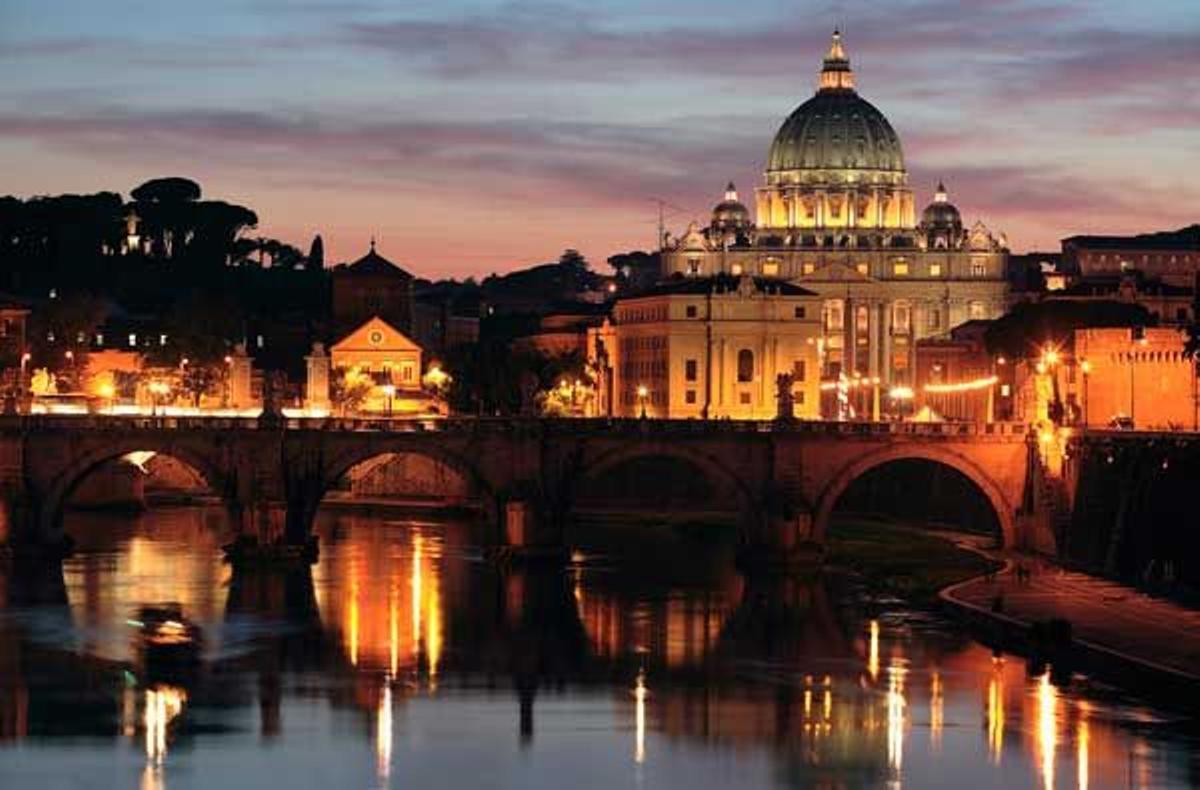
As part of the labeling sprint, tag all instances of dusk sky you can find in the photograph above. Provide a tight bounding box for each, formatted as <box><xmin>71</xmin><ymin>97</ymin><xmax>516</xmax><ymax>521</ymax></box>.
<box><xmin>2</xmin><ymin>0</ymin><xmax>1198</xmax><ymax>278</ymax></box>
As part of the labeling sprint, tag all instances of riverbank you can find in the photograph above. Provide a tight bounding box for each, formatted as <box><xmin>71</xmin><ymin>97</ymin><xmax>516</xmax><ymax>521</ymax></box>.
<box><xmin>940</xmin><ymin>548</ymin><xmax>1200</xmax><ymax>708</ymax></box>
<box><xmin>825</xmin><ymin>517</ymin><xmax>1000</xmax><ymax>602</ymax></box>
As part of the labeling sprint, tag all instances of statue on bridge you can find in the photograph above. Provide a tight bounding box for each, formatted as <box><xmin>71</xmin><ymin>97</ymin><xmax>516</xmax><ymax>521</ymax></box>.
<box><xmin>775</xmin><ymin>373</ymin><xmax>795</xmax><ymax>422</ymax></box>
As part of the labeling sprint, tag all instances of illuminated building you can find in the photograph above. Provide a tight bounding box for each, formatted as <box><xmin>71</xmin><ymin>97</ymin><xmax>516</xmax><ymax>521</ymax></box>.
<box><xmin>1072</xmin><ymin>327</ymin><xmax>1197</xmax><ymax>430</ymax></box>
<box><xmin>587</xmin><ymin>274</ymin><xmax>822</xmax><ymax>419</ymax></box>
<box><xmin>330</xmin><ymin>316</ymin><xmax>444</xmax><ymax>415</ymax></box>
<box><xmin>660</xmin><ymin>32</ymin><xmax>1008</xmax><ymax>392</ymax></box>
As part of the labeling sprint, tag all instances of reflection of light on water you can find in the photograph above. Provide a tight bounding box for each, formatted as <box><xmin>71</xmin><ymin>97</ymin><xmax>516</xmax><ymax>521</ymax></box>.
<box><xmin>376</xmin><ymin>684</ymin><xmax>393</xmax><ymax>783</ymax></box>
<box><xmin>804</xmin><ymin>674</ymin><xmax>812</xmax><ymax>718</ymax></box>
<box><xmin>886</xmin><ymin>660</ymin><xmax>907</xmax><ymax>777</ymax></box>
<box><xmin>1037</xmin><ymin>672</ymin><xmax>1057</xmax><ymax>790</ymax></box>
<box><xmin>122</xmin><ymin>682</ymin><xmax>137</xmax><ymax>737</ymax></box>
<box><xmin>324</xmin><ymin>525</ymin><xmax>444</xmax><ymax>683</ymax></box>
<box><xmin>930</xmin><ymin>670</ymin><xmax>943</xmax><ymax>751</ymax></box>
<box><xmin>633</xmin><ymin>669</ymin><xmax>647</xmax><ymax>764</ymax></box>
<box><xmin>823</xmin><ymin>675</ymin><xmax>832</xmax><ymax>723</ymax></box>
<box><xmin>144</xmin><ymin>685</ymin><xmax>186</xmax><ymax>764</ymax></box>
<box><xmin>388</xmin><ymin>581</ymin><xmax>399</xmax><ymax>678</ymax></box>
<box><xmin>411</xmin><ymin>534</ymin><xmax>423</xmax><ymax>666</ymax></box>
<box><xmin>868</xmin><ymin>620</ymin><xmax>880</xmax><ymax>681</ymax></box>
<box><xmin>349</xmin><ymin>574</ymin><xmax>360</xmax><ymax>667</ymax></box>
<box><xmin>987</xmin><ymin>657</ymin><xmax>1005</xmax><ymax>765</ymax></box>
<box><xmin>1077</xmin><ymin>701</ymin><xmax>1089</xmax><ymax>790</ymax></box>
<box><xmin>426</xmin><ymin>567</ymin><xmax>442</xmax><ymax>688</ymax></box>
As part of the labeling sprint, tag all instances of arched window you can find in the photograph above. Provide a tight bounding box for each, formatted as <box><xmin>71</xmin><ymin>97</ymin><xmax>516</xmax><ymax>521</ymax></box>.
<box><xmin>737</xmin><ymin>349</ymin><xmax>754</xmax><ymax>383</ymax></box>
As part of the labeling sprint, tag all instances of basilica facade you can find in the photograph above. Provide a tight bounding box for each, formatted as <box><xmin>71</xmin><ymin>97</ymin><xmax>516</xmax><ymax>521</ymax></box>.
<box><xmin>661</xmin><ymin>32</ymin><xmax>1009</xmax><ymax>388</ymax></box>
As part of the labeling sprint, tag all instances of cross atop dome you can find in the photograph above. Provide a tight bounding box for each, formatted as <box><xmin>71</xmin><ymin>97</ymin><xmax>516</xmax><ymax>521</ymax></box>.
<box><xmin>725</xmin><ymin>181</ymin><xmax>739</xmax><ymax>202</ymax></box>
<box><xmin>818</xmin><ymin>29</ymin><xmax>855</xmax><ymax>93</ymax></box>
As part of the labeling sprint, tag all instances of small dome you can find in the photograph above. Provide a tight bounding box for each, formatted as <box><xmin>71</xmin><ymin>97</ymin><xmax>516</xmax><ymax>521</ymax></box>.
<box><xmin>712</xmin><ymin>182</ymin><xmax>751</xmax><ymax>230</ymax></box>
<box><xmin>921</xmin><ymin>182</ymin><xmax>962</xmax><ymax>228</ymax></box>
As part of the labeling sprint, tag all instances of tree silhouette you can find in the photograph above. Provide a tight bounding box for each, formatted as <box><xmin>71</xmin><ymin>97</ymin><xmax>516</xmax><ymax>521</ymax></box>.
<box><xmin>308</xmin><ymin>235</ymin><xmax>324</xmax><ymax>269</ymax></box>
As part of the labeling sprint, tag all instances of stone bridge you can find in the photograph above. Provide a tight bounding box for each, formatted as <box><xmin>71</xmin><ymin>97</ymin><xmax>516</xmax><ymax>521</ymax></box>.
<box><xmin>0</xmin><ymin>416</ymin><xmax>1040</xmax><ymax>563</ymax></box>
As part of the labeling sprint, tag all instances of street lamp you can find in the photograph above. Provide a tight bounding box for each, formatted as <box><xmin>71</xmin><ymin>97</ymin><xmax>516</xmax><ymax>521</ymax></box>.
<box><xmin>636</xmin><ymin>384</ymin><xmax>649</xmax><ymax>419</ymax></box>
<box><xmin>1079</xmin><ymin>359</ymin><xmax>1091</xmax><ymax>427</ymax></box>
<box><xmin>98</xmin><ymin>382</ymin><xmax>115</xmax><ymax>413</ymax></box>
<box><xmin>148</xmin><ymin>380</ymin><xmax>170</xmax><ymax>416</ymax></box>
<box><xmin>888</xmin><ymin>385</ymin><xmax>913</xmax><ymax>421</ymax></box>
<box><xmin>381</xmin><ymin>383</ymin><xmax>396</xmax><ymax>417</ymax></box>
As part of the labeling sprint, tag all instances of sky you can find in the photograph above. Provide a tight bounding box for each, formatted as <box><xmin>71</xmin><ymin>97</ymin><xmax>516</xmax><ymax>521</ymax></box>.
<box><xmin>2</xmin><ymin>1</ymin><xmax>1198</xmax><ymax>279</ymax></box>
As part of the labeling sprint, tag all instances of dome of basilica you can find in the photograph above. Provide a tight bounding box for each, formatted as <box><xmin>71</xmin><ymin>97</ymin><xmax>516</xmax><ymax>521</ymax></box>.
<box><xmin>711</xmin><ymin>182</ymin><xmax>751</xmax><ymax>230</ymax></box>
<box><xmin>921</xmin><ymin>182</ymin><xmax>962</xmax><ymax>228</ymax></box>
<box><xmin>766</xmin><ymin>31</ymin><xmax>905</xmax><ymax>176</ymax></box>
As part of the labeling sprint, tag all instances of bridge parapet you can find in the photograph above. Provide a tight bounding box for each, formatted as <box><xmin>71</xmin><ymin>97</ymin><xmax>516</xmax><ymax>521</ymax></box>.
<box><xmin>0</xmin><ymin>413</ymin><xmax>1030</xmax><ymax>440</ymax></box>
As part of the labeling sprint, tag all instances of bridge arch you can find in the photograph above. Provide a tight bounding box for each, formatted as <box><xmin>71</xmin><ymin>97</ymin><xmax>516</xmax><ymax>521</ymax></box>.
<box><xmin>37</xmin><ymin>438</ymin><xmax>232</xmax><ymax>541</ymax></box>
<box><xmin>293</xmin><ymin>439</ymin><xmax>498</xmax><ymax>539</ymax></box>
<box><xmin>812</xmin><ymin>444</ymin><xmax>1016</xmax><ymax>547</ymax></box>
<box><xmin>568</xmin><ymin>443</ymin><xmax>765</xmax><ymax>544</ymax></box>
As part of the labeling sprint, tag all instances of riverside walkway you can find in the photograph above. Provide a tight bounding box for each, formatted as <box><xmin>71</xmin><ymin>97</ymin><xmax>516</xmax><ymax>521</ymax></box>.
<box><xmin>943</xmin><ymin>556</ymin><xmax>1200</xmax><ymax>687</ymax></box>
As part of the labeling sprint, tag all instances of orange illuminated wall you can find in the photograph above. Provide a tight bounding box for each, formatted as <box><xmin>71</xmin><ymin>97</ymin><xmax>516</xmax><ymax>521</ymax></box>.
<box><xmin>1074</xmin><ymin>327</ymin><xmax>1197</xmax><ymax>429</ymax></box>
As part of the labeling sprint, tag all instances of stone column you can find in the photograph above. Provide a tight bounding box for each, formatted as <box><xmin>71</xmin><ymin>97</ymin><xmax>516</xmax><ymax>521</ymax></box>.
<box><xmin>304</xmin><ymin>343</ymin><xmax>331</xmax><ymax>414</ymax></box>
<box><xmin>228</xmin><ymin>344</ymin><xmax>253</xmax><ymax>410</ymax></box>
<box><xmin>881</xmin><ymin>302</ymin><xmax>893</xmax><ymax>386</ymax></box>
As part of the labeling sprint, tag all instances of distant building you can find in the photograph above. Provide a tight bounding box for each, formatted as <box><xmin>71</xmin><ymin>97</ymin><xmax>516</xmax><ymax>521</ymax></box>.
<box><xmin>1074</xmin><ymin>327</ymin><xmax>1197</xmax><ymax>430</ymax></box>
<box><xmin>1048</xmin><ymin>271</ymin><xmax>1194</xmax><ymax>327</ymax></box>
<box><xmin>659</xmin><ymin>32</ymin><xmax>1009</xmax><ymax>388</ymax></box>
<box><xmin>0</xmin><ymin>294</ymin><xmax>30</xmax><ymax>368</ymax></box>
<box><xmin>412</xmin><ymin>286</ymin><xmax>480</xmax><ymax>359</ymax></box>
<box><xmin>587</xmin><ymin>274</ymin><xmax>822</xmax><ymax>419</ymax></box>
<box><xmin>1062</xmin><ymin>226</ymin><xmax>1200</xmax><ymax>287</ymax></box>
<box><xmin>913</xmin><ymin>320</ymin><xmax>1008</xmax><ymax>422</ymax></box>
<box><xmin>511</xmin><ymin>302</ymin><xmax>609</xmax><ymax>358</ymax></box>
<box><xmin>331</xmin><ymin>242</ymin><xmax>415</xmax><ymax>338</ymax></box>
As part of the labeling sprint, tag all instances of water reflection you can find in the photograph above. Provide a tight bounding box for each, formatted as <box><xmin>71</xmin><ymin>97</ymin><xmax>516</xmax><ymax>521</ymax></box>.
<box><xmin>0</xmin><ymin>505</ymin><xmax>1194</xmax><ymax>789</ymax></box>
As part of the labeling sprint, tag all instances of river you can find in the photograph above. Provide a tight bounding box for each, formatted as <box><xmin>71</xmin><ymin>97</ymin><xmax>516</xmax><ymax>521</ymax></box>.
<box><xmin>0</xmin><ymin>505</ymin><xmax>1195</xmax><ymax>788</ymax></box>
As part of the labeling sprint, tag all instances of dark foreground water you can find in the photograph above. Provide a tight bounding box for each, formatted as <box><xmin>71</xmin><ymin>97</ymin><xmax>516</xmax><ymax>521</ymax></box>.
<box><xmin>0</xmin><ymin>506</ymin><xmax>1197</xmax><ymax>789</ymax></box>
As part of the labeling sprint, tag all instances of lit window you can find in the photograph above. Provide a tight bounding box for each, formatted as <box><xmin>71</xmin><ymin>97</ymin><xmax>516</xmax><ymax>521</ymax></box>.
<box><xmin>802</xmin><ymin>262</ymin><xmax>816</xmax><ymax>275</ymax></box>
<box><xmin>95</xmin><ymin>333</ymin><xmax>104</xmax><ymax>346</ymax></box>
<box><xmin>49</xmin><ymin>288</ymin><xmax>57</xmax><ymax>300</ymax></box>
<box><xmin>968</xmin><ymin>301</ymin><xmax>986</xmax><ymax>319</ymax></box>
<box><xmin>687</xmin><ymin>258</ymin><xmax>701</xmax><ymax>275</ymax></box>
<box><xmin>128</xmin><ymin>333</ymin><xmax>137</xmax><ymax>347</ymax></box>
<box><xmin>892</xmin><ymin>302</ymin><xmax>911</xmax><ymax>333</ymax></box>
<box><xmin>856</xmin><ymin>262</ymin><xmax>869</xmax><ymax>275</ymax></box>
<box><xmin>256</xmin><ymin>334</ymin><xmax>265</xmax><ymax>348</ymax></box>
<box><xmin>855</xmin><ymin>306</ymin><xmax>869</xmax><ymax>333</ymax></box>
<box><xmin>892</xmin><ymin>261</ymin><xmax>909</xmax><ymax>276</ymax></box>
<box><xmin>730</xmin><ymin>263</ymin><xmax>744</xmax><ymax>276</ymax></box>
<box><xmin>929</xmin><ymin>263</ymin><xmax>942</xmax><ymax>277</ymax></box>
<box><xmin>159</xmin><ymin>334</ymin><xmax>167</xmax><ymax>346</ymax></box>
<box><xmin>762</xmin><ymin>259</ymin><xmax>780</xmax><ymax>276</ymax></box>
<box><xmin>972</xmin><ymin>260</ymin><xmax>987</xmax><ymax>276</ymax></box>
